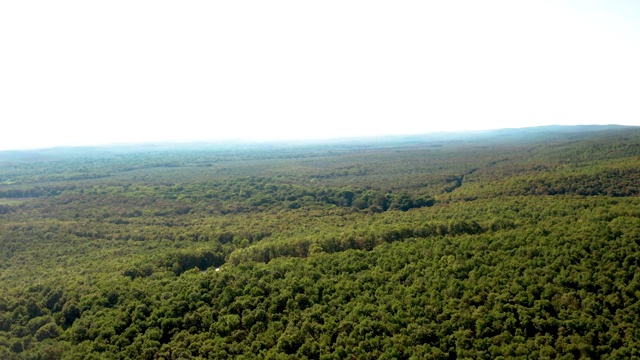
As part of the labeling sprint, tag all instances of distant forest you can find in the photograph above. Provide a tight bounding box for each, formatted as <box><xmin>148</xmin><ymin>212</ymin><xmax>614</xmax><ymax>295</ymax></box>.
<box><xmin>1</xmin><ymin>125</ymin><xmax>640</xmax><ymax>359</ymax></box>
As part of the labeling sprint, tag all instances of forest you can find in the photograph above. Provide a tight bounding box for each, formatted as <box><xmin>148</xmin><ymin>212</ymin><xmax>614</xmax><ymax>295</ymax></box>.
<box><xmin>1</xmin><ymin>125</ymin><xmax>640</xmax><ymax>359</ymax></box>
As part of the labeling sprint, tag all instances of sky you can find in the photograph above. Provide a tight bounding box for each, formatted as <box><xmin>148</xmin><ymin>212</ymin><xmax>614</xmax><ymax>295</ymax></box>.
<box><xmin>1</xmin><ymin>1</ymin><xmax>640</xmax><ymax>150</ymax></box>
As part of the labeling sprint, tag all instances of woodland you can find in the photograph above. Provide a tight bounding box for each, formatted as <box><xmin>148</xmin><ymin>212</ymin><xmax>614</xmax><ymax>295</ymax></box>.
<box><xmin>1</xmin><ymin>125</ymin><xmax>640</xmax><ymax>359</ymax></box>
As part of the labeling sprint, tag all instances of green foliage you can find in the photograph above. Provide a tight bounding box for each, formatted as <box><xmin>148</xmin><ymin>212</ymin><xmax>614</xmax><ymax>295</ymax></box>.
<box><xmin>1</xmin><ymin>126</ymin><xmax>640</xmax><ymax>358</ymax></box>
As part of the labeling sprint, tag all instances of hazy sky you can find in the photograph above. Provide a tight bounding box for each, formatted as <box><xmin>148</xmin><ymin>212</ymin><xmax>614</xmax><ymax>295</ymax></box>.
<box><xmin>1</xmin><ymin>1</ymin><xmax>639</xmax><ymax>150</ymax></box>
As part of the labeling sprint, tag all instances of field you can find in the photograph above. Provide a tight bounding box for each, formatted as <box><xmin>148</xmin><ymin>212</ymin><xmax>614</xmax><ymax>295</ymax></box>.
<box><xmin>1</xmin><ymin>125</ymin><xmax>640</xmax><ymax>359</ymax></box>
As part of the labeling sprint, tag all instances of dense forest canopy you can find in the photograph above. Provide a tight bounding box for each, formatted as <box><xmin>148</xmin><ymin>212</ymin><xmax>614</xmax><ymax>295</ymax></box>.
<box><xmin>1</xmin><ymin>125</ymin><xmax>640</xmax><ymax>359</ymax></box>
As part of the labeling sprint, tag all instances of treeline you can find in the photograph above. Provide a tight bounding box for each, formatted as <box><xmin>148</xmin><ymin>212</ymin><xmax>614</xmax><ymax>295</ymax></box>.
<box><xmin>13</xmin><ymin>179</ymin><xmax>437</xmax><ymax>215</ymax></box>
<box><xmin>504</xmin><ymin>167</ymin><xmax>640</xmax><ymax>197</ymax></box>
<box><xmin>451</xmin><ymin>159</ymin><xmax>640</xmax><ymax>201</ymax></box>
<box><xmin>227</xmin><ymin>218</ymin><xmax>516</xmax><ymax>265</ymax></box>
<box><xmin>147</xmin><ymin>178</ymin><xmax>437</xmax><ymax>213</ymax></box>
<box><xmin>0</xmin><ymin>186</ymin><xmax>70</xmax><ymax>199</ymax></box>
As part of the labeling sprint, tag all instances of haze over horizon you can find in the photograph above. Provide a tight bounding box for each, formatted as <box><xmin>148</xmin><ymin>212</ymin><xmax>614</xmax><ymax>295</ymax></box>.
<box><xmin>2</xmin><ymin>1</ymin><xmax>640</xmax><ymax>151</ymax></box>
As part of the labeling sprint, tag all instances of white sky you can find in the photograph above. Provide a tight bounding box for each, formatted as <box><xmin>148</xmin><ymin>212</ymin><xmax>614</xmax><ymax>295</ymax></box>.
<box><xmin>1</xmin><ymin>1</ymin><xmax>640</xmax><ymax>150</ymax></box>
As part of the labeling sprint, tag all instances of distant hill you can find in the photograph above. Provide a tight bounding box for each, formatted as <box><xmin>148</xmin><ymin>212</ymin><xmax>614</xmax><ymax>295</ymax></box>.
<box><xmin>1</xmin><ymin>125</ymin><xmax>638</xmax><ymax>162</ymax></box>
